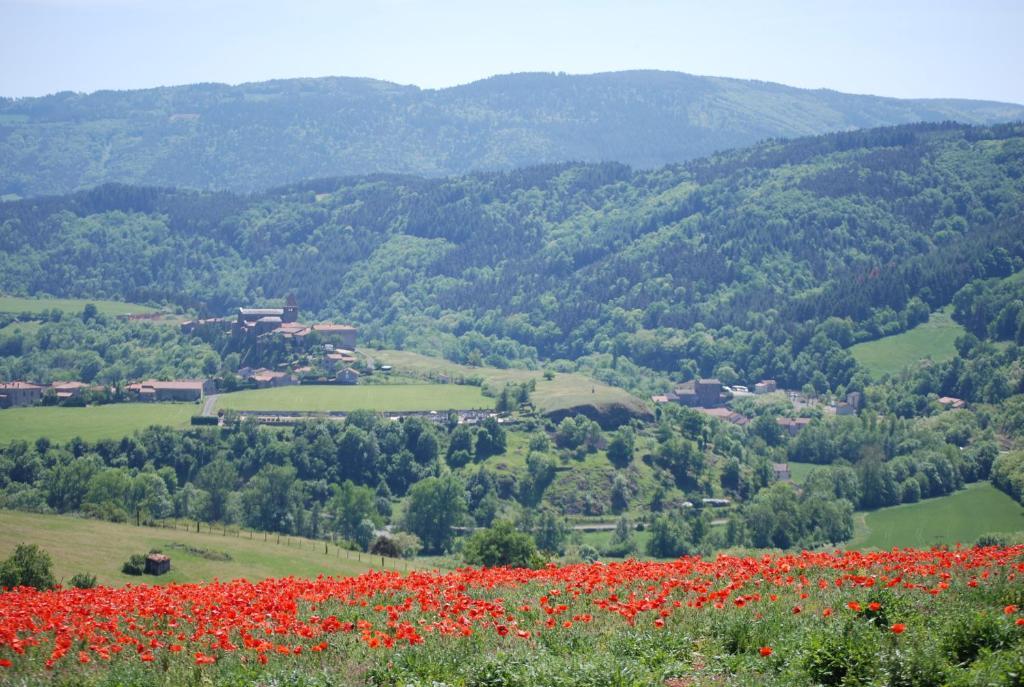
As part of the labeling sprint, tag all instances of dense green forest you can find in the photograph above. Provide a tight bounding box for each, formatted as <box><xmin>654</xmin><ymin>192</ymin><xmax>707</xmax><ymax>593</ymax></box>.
<box><xmin>2</xmin><ymin>71</ymin><xmax>1023</xmax><ymax>197</ymax></box>
<box><xmin>3</xmin><ymin>121</ymin><xmax>1023</xmax><ymax>394</ymax></box>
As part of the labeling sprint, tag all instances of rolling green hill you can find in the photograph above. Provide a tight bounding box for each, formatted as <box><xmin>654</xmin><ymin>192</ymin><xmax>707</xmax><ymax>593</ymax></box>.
<box><xmin>849</xmin><ymin>307</ymin><xmax>965</xmax><ymax>378</ymax></box>
<box><xmin>2</xmin><ymin>122</ymin><xmax>1023</xmax><ymax>394</ymax></box>
<box><xmin>365</xmin><ymin>349</ymin><xmax>649</xmax><ymax>420</ymax></box>
<box><xmin>2</xmin><ymin>71</ymin><xmax>1022</xmax><ymax>197</ymax></box>
<box><xmin>848</xmin><ymin>482</ymin><xmax>1024</xmax><ymax>549</ymax></box>
<box><xmin>0</xmin><ymin>510</ymin><xmax>418</xmax><ymax>586</ymax></box>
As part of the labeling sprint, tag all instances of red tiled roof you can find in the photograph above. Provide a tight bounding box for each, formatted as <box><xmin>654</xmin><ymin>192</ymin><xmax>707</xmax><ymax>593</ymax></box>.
<box><xmin>312</xmin><ymin>323</ymin><xmax>357</xmax><ymax>333</ymax></box>
<box><xmin>0</xmin><ymin>381</ymin><xmax>42</xmax><ymax>390</ymax></box>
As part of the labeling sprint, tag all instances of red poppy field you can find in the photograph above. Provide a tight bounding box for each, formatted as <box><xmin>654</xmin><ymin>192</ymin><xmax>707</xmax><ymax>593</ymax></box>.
<box><xmin>2</xmin><ymin>547</ymin><xmax>1024</xmax><ymax>686</ymax></box>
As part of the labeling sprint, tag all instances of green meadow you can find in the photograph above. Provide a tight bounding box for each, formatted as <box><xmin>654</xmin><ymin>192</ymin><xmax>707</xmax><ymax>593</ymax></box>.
<box><xmin>849</xmin><ymin>307</ymin><xmax>965</xmax><ymax>378</ymax></box>
<box><xmin>0</xmin><ymin>510</ymin><xmax>420</xmax><ymax>586</ymax></box>
<box><xmin>786</xmin><ymin>461</ymin><xmax>818</xmax><ymax>484</ymax></box>
<box><xmin>0</xmin><ymin>404</ymin><xmax>195</xmax><ymax>444</ymax></box>
<box><xmin>848</xmin><ymin>481</ymin><xmax>1024</xmax><ymax>549</ymax></box>
<box><xmin>0</xmin><ymin>295</ymin><xmax>158</xmax><ymax>317</ymax></box>
<box><xmin>214</xmin><ymin>383</ymin><xmax>494</xmax><ymax>413</ymax></box>
<box><xmin>364</xmin><ymin>348</ymin><xmax>647</xmax><ymax>415</ymax></box>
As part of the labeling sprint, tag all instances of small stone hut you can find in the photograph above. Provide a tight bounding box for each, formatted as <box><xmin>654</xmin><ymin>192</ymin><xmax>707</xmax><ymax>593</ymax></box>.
<box><xmin>144</xmin><ymin>553</ymin><xmax>171</xmax><ymax>575</ymax></box>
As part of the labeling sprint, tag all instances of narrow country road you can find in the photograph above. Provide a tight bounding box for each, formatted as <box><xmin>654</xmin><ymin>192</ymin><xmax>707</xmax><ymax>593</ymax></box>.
<box><xmin>202</xmin><ymin>394</ymin><xmax>218</xmax><ymax>417</ymax></box>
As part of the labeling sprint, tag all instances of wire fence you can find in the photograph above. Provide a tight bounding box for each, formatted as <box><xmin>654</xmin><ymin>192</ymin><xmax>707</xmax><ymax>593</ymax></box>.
<box><xmin>147</xmin><ymin>517</ymin><xmax>415</xmax><ymax>573</ymax></box>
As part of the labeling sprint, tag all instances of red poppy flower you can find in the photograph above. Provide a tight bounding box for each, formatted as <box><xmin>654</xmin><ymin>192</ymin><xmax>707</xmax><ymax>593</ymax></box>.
<box><xmin>759</xmin><ymin>646</ymin><xmax>773</xmax><ymax>657</ymax></box>
<box><xmin>891</xmin><ymin>623</ymin><xmax>906</xmax><ymax>634</ymax></box>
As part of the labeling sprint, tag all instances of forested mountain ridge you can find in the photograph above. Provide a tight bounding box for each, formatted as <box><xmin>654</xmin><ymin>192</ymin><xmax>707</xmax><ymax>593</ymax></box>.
<box><xmin>2</xmin><ymin>70</ymin><xmax>1023</xmax><ymax>197</ymax></box>
<box><xmin>2</xmin><ymin>122</ymin><xmax>1023</xmax><ymax>393</ymax></box>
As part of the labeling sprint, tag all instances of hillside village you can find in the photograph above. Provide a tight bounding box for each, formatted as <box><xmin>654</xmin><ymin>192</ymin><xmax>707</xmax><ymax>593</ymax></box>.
<box><xmin>0</xmin><ymin>300</ymin><xmax>361</xmax><ymax>408</ymax></box>
<box><xmin>650</xmin><ymin>377</ymin><xmax>881</xmax><ymax>434</ymax></box>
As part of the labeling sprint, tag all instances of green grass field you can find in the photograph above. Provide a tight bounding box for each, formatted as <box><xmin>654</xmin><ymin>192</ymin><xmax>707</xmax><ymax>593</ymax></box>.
<box><xmin>849</xmin><ymin>307</ymin><xmax>965</xmax><ymax>378</ymax></box>
<box><xmin>214</xmin><ymin>384</ymin><xmax>494</xmax><ymax>413</ymax></box>
<box><xmin>0</xmin><ymin>404</ymin><xmax>196</xmax><ymax>444</ymax></box>
<box><xmin>848</xmin><ymin>482</ymin><xmax>1024</xmax><ymax>549</ymax></box>
<box><xmin>0</xmin><ymin>510</ymin><xmax>419</xmax><ymax>586</ymax></box>
<box><xmin>0</xmin><ymin>295</ymin><xmax>158</xmax><ymax>317</ymax></box>
<box><xmin>0</xmin><ymin>320</ymin><xmax>42</xmax><ymax>336</ymax></box>
<box><xmin>576</xmin><ymin>528</ymin><xmax>653</xmax><ymax>557</ymax></box>
<box><xmin>364</xmin><ymin>349</ymin><xmax>647</xmax><ymax>415</ymax></box>
<box><xmin>787</xmin><ymin>461</ymin><xmax>818</xmax><ymax>484</ymax></box>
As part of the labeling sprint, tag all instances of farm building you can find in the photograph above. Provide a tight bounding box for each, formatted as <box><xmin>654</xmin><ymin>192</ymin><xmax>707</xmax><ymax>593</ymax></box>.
<box><xmin>0</xmin><ymin>381</ymin><xmax>43</xmax><ymax>408</ymax></box>
<box><xmin>144</xmin><ymin>554</ymin><xmax>171</xmax><ymax>575</ymax></box>
<box><xmin>835</xmin><ymin>402</ymin><xmax>855</xmax><ymax>416</ymax></box>
<box><xmin>937</xmin><ymin>396</ymin><xmax>966</xmax><ymax>410</ymax></box>
<box><xmin>695</xmin><ymin>406</ymin><xmax>750</xmax><ymax>426</ymax></box>
<box><xmin>128</xmin><ymin>379</ymin><xmax>215</xmax><ymax>402</ymax></box>
<box><xmin>51</xmin><ymin>381</ymin><xmax>89</xmax><ymax>400</ymax></box>
<box><xmin>309</xmin><ymin>324</ymin><xmax>358</xmax><ymax>350</ymax></box>
<box><xmin>247</xmin><ymin>369</ymin><xmax>297</xmax><ymax>388</ymax></box>
<box><xmin>337</xmin><ymin>367</ymin><xmax>360</xmax><ymax>385</ymax></box>
<box><xmin>777</xmin><ymin>417</ymin><xmax>812</xmax><ymax>436</ymax></box>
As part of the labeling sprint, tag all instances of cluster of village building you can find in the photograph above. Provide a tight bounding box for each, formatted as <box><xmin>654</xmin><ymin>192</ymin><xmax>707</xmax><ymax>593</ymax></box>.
<box><xmin>180</xmin><ymin>298</ymin><xmax>357</xmax><ymax>351</ymax></box>
<box><xmin>1</xmin><ymin>302</ymin><xmax>361</xmax><ymax>409</ymax></box>
<box><xmin>651</xmin><ymin>377</ymin><xmax>866</xmax><ymax>432</ymax></box>
<box><xmin>0</xmin><ymin>378</ymin><xmax>218</xmax><ymax>408</ymax></box>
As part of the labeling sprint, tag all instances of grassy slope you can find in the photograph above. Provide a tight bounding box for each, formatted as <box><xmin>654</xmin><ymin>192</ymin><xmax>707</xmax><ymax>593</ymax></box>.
<box><xmin>0</xmin><ymin>295</ymin><xmax>158</xmax><ymax>316</ymax></box>
<box><xmin>849</xmin><ymin>307</ymin><xmax>965</xmax><ymax>378</ymax></box>
<box><xmin>0</xmin><ymin>404</ymin><xmax>196</xmax><ymax>444</ymax></box>
<box><xmin>787</xmin><ymin>461</ymin><xmax>818</xmax><ymax>484</ymax></box>
<box><xmin>214</xmin><ymin>384</ymin><xmax>493</xmax><ymax>413</ymax></box>
<box><xmin>848</xmin><ymin>482</ymin><xmax>1024</xmax><ymax>549</ymax></box>
<box><xmin>364</xmin><ymin>348</ymin><xmax>646</xmax><ymax>414</ymax></box>
<box><xmin>0</xmin><ymin>510</ymin><xmax>421</xmax><ymax>586</ymax></box>
<box><xmin>0</xmin><ymin>320</ymin><xmax>41</xmax><ymax>336</ymax></box>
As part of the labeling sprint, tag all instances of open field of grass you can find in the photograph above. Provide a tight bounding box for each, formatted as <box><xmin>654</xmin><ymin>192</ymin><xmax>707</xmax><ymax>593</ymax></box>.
<box><xmin>787</xmin><ymin>461</ymin><xmax>818</xmax><ymax>484</ymax></box>
<box><xmin>849</xmin><ymin>307</ymin><xmax>965</xmax><ymax>378</ymax></box>
<box><xmin>0</xmin><ymin>404</ymin><xmax>196</xmax><ymax>444</ymax></box>
<box><xmin>575</xmin><ymin>528</ymin><xmax>653</xmax><ymax>557</ymax></box>
<box><xmin>848</xmin><ymin>481</ymin><xmax>1024</xmax><ymax>549</ymax></box>
<box><xmin>0</xmin><ymin>510</ymin><xmax>418</xmax><ymax>586</ymax></box>
<box><xmin>0</xmin><ymin>319</ymin><xmax>41</xmax><ymax>336</ymax></box>
<box><xmin>0</xmin><ymin>295</ymin><xmax>158</xmax><ymax>317</ymax></box>
<box><xmin>364</xmin><ymin>348</ymin><xmax>646</xmax><ymax>415</ymax></box>
<box><xmin>214</xmin><ymin>384</ymin><xmax>493</xmax><ymax>413</ymax></box>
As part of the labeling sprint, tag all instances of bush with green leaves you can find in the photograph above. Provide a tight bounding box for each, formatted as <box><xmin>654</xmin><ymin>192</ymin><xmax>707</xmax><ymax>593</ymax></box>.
<box><xmin>0</xmin><ymin>543</ymin><xmax>55</xmax><ymax>590</ymax></box>
<box><xmin>121</xmin><ymin>554</ymin><xmax>147</xmax><ymax>576</ymax></box>
<box><xmin>69</xmin><ymin>572</ymin><xmax>97</xmax><ymax>589</ymax></box>
<box><xmin>462</xmin><ymin>521</ymin><xmax>539</xmax><ymax>568</ymax></box>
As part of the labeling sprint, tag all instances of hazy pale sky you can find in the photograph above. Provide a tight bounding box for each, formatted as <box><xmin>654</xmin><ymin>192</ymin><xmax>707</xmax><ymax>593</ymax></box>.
<box><xmin>2</xmin><ymin>0</ymin><xmax>1022</xmax><ymax>103</ymax></box>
